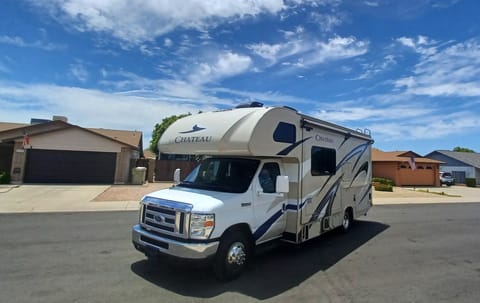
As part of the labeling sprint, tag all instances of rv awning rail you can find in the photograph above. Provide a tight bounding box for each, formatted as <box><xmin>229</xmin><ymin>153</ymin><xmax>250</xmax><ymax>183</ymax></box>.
<box><xmin>301</xmin><ymin>118</ymin><xmax>373</xmax><ymax>142</ymax></box>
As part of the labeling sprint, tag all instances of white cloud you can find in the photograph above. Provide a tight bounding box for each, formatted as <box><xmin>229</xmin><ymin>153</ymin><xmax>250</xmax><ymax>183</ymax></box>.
<box><xmin>364</xmin><ymin>1</ymin><xmax>379</xmax><ymax>7</ymax></box>
<box><xmin>368</xmin><ymin>111</ymin><xmax>480</xmax><ymax>141</ymax></box>
<box><xmin>0</xmin><ymin>81</ymin><xmax>218</xmax><ymax>143</ymax></box>
<box><xmin>309</xmin><ymin>12</ymin><xmax>343</xmax><ymax>32</ymax></box>
<box><xmin>189</xmin><ymin>52</ymin><xmax>252</xmax><ymax>85</ymax></box>
<box><xmin>0</xmin><ymin>35</ymin><xmax>65</xmax><ymax>51</ymax></box>
<box><xmin>350</xmin><ymin>54</ymin><xmax>396</xmax><ymax>80</ymax></box>
<box><xmin>249</xmin><ymin>35</ymin><xmax>368</xmax><ymax>72</ymax></box>
<box><xmin>34</xmin><ymin>0</ymin><xmax>288</xmax><ymax>43</ymax></box>
<box><xmin>311</xmin><ymin>104</ymin><xmax>432</xmax><ymax>122</ymax></box>
<box><xmin>396</xmin><ymin>35</ymin><xmax>438</xmax><ymax>56</ymax></box>
<box><xmin>395</xmin><ymin>38</ymin><xmax>480</xmax><ymax>97</ymax></box>
<box><xmin>69</xmin><ymin>62</ymin><xmax>89</xmax><ymax>82</ymax></box>
<box><xmin>164</xmin><ymin>38</ymin><xmax>173</xmax><ymax>47</ymax></box>
<box><xmin>304</xmin><ymin>36</ymin><xmax>368</xmax><ymax>65</ymax></box>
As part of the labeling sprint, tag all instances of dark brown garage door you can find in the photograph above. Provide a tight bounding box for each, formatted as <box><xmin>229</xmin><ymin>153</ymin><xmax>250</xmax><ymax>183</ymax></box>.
<box><xmin>24</xmin><ymin>149</ymin><xmax>116</xmax><ymax>184</ymax></box>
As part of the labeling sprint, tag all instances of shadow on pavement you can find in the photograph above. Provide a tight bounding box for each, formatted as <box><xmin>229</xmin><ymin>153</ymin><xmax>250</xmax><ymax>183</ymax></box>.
<box><xmin>131</xmin><ymin>220</ymin><xmax>389</xmax><ymax>300</ymax></box>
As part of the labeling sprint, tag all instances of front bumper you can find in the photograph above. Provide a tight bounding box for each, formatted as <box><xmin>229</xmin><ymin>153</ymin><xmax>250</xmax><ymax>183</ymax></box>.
<box><xmin>132</xmin><ymin>224</ymin><xmax>219</xmax><ymax>260</ymax></box>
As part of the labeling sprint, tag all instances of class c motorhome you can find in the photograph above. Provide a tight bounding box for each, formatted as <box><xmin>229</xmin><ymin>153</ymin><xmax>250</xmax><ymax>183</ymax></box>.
<box><xmin>132</xmin><ymin>103</ymin><xmax>373</xmax><ymax>280</ymax></box>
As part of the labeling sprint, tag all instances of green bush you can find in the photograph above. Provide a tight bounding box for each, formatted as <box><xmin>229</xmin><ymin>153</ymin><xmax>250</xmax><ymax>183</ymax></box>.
<box><xmin>374</xmin><ymin>183</ymin><xmax>393</xmax><ymax>192</ymax></box>
<box><xmin>0</xmin><ymin>171</ymin><xmax>11</xmax><ymax>184</ymax></box>
<box><xmin>372</xmin><ymin>177</ymin><xmax>394</xmax><ymax>187</ymax></box>
<box><xmin>465</xmin><ymin>178</ymin><xmax>477</xmax><ymax>187</ymax></box>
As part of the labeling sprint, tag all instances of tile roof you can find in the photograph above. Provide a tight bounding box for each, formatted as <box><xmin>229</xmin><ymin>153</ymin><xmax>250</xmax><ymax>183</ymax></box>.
<box><xmin>373</xmin><ymin>148</ymin><xmax>442</xmax><ymax>164</ymax></box>
<box><xmin>0</xmin><ymin>121</ymin><xmax>141</xmax><ymax>149</ymax></box>
<box><xmin>88</xmin><ymin>128</ymin><xmax>142</xmax><ymax>149</ymax></box>
<box><xmin>431</xmin><ymin>150</ymin><xmax>480</xmax><ymax>169</ymax></box>
<box><xmin>0</xmin><ymin>122</ymin><xmax>29</xmax><ymax>132</ymax></box>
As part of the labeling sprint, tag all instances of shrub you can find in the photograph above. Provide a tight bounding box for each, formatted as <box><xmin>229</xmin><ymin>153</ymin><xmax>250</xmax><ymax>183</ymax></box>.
<box><xmin>372</xmin><ymin>177</ymin><xmax>394</xmax><ymax>187</ymax></box>
<box><xmin>465</xmin><ymin>178</ymin><xmax>477</xmax><ymax>188</ymax></box>
<box><xmin>374</xmin><ymin>183</ymin><xmax>393</xmax><ymax>192</ymax></box>
<box><xmin>0</xmin><ymin>171</ymin><xmax>11</xmax><ymax>184</ymax></box>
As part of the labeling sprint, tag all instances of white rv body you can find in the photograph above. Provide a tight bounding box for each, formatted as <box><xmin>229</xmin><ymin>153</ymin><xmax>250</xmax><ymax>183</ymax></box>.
<box><xmin>132</xmin><ymin>105</ymin><xmax>373</xmax><ymax>280</ymax></box>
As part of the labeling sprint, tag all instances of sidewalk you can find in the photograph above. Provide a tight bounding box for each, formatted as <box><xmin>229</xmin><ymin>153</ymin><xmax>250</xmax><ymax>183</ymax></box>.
<box><xmin>0</xmin><ymin>184</ymin><xmax>478</xmax><ymax>213</ymax></box>
<box><xmin>373</xmin><ymin>185</ymin><xmax>479</xmax><ymax>204</ymax></box>
<box><xmin>0</xmin><ymin>183</ymin><xmax>172</xmax><ymax>213</ymax></box>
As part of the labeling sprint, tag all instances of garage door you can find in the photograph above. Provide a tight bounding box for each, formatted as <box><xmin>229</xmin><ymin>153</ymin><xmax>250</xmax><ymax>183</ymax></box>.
<box><xmin>24</xmin><ymin>149</ymin><xmax>116</xmax><ymax>184</ymax></box>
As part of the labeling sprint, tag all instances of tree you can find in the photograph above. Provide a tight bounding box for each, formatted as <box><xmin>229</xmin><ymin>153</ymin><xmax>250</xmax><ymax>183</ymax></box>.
<box><xmin>453</xmin><ymin>146</ymin><xmax>475</xmax><ymax>153</ymax></box>
<box><xmin>149</xmin><ymin>113</ymin><xmax>190</xmax><ymax>154</ymax></box>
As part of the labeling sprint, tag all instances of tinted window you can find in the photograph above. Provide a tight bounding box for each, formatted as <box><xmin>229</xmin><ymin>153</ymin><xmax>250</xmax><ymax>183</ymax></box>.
<box><xmin>311</xmin><ymin>146</ymin><xmax>336</xmax><ymax>176</ymax></box>
<box><xmin>273</xmin><ymin>122</ymin><xmax>296</xmax><ymax>143</ymax></box>
<box><xmin>259</xmin><ymin>162</ymin><xmax>281</xmax><ymax>193</ymax></box>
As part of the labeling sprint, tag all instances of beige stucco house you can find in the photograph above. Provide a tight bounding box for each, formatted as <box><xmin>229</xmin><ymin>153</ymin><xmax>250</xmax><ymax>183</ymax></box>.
<box><xmin>0</xmin><ymin>117</ymin><xmax>142</xmax><ymax>184</ymax></box>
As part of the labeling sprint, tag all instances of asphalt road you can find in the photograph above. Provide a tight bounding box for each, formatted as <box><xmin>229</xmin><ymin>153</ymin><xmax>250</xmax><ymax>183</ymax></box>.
<box><xmin>1</xmin><ymin>203</ymin><xmax>480</xmax><ymax>303</ymax></box>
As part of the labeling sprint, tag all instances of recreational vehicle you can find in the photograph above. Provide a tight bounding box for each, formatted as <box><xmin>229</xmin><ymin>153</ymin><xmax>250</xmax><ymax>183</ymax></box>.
<box><xmin>132</xmin><ymin>103</ymin><xmax>373</xmax><ymax>280</ymax></box>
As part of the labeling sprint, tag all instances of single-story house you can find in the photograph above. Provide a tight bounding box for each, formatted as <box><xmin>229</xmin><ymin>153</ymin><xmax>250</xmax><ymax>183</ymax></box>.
<box><xmin>425</xmin><ymin>150</ymin><xmax>480</xmax><ymax>184</ymax></box>
<box><xmin>0</xmin><ymin>117</ymin><xmax>142</xmax><ymax>184</ymax></box>
<box><xmin>372</xmin><ymin>148</ymin><xmax>443</xmax><ymax>186</ymax></box>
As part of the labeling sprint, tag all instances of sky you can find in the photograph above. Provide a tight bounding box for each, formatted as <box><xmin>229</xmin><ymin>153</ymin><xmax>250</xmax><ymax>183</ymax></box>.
<box><xmin>1</xmin><ymin>0</ymin><xmax>479</xmax><ymax>155</ymax></box>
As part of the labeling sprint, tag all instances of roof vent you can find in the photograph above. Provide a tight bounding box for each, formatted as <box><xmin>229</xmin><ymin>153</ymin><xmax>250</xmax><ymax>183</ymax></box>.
<box><xmin>30</xmin><ymin>118</ymin><xmax>51</xmax><ymax>125</ymax></box>
<box><xmin>53</xmin><ymin>116</ymin><xmax>68</xmax><ymax>122</ymax></box>
<box><xmin>235</xmin><ymin>102</ymin><xmax>264</xmax><ymax>109</ymax></box>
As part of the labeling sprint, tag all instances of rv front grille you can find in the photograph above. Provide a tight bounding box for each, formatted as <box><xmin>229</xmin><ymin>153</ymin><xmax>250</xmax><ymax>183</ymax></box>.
<box><xmin>140</xmin><ymin>198</ymin><xmax>192</xmax><ymax>240</ymax></box>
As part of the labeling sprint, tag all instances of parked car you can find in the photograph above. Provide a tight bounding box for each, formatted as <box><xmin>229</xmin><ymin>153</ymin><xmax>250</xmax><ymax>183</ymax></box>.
<box><xmin>440</xmin><ymin>172</ymin><xmax>455</xmax><ymax>186</ymax></box>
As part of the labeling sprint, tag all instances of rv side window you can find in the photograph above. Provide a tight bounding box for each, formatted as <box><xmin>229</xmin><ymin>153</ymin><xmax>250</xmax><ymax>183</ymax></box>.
<box><xmin>273</xmin><ymin>122</ymin><xmax>296</xmax><ymax>143</ymax></box>
<box><xmin>311</xmin><ymin>146</ymin><xmax>336</xmax><ymax>176</ymax></box>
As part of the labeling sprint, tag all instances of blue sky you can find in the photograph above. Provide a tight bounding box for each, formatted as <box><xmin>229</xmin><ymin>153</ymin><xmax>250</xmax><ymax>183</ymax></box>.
<box><xmin>1</xmin><ymin>0</ymin><xmax>479</xmax><ymax>154</ymax></box>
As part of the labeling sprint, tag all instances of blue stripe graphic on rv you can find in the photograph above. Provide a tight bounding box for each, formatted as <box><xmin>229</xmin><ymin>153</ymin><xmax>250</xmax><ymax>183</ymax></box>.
<box><xmin>253</xmin><ymin>209</ymin><xmax>283</xmax><ymax>240</ymax></box>
<box><xmin>277</xmin><ymin>137</ymin><xmax>312</xmax><ymax>156</ymax></box>
<box><xmin>308</xmin><ymin>177</ymin><xmax>342</xmax><ymax>223</ymax></box>
<box><xmin>351</xmin><ymin>143</ymin><xmax>370</xmax><ymax>172</ymax></box>
<box><xmin>336</xmin><ymin>143</ymin><xmax>369</xmax><ymax>172</ymax></box>
<box><xmin>349</xmin><ymin>161</ymin><xmax>369</xmax><ymax>187</ymax></box>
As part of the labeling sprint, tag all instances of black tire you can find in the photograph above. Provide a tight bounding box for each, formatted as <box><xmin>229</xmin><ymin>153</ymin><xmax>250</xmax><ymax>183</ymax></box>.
<box><xmin>213</xmin><ymin>231</ymin><xmax>251</xmax><ymax>281</ymax></box>
<box><xmin>341</xmin><ymin>209</ymin><xmax>352</xmax><ymax>233</ymax></box>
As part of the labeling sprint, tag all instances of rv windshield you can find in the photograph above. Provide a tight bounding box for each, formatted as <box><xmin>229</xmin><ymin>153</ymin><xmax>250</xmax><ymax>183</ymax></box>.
<box><xmin>179</xmin><ymin>158</ymin><xmax>259</xmax><ymax>193</ymax></box>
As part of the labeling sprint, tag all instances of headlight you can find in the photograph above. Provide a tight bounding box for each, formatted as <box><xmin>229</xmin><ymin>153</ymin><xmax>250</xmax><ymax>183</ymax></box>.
<box><xmin>190</xmin><ymin>213</ymin><xmax>215</xmax><ymax>239</ymax></box>
<box><xmin>138</xmin><ymin>203</ymin><xmax>145</xmax><ymax>223</ymax></box>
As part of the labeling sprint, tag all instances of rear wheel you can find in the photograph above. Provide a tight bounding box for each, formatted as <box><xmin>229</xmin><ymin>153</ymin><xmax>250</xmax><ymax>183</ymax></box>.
<box><xmin>213</xmin><ymin>231</ymin><xmax>250</xmax><ymax>281</ymax></box>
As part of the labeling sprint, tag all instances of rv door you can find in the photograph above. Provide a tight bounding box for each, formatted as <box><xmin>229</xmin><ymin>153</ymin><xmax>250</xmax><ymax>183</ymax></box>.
<box><xmin>253</xmin><ymin>162</ymin><xmax>287</xmax><ymax>243</ymax></box>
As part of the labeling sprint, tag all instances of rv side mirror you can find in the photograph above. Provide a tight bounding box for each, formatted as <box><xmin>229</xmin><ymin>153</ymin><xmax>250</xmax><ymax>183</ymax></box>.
<box><xmin>173</xmin><ymin>168</ymin><xmax>181</xmax><ymax>185</ymax></box>
<box><xmin>276</xmin><ymin>175</ymin><xmax>289</xmax><ymax>193</ymax></box>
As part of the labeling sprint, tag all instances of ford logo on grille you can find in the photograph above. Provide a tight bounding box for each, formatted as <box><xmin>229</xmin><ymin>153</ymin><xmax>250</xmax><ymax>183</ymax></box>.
<box><xmin>154</xmin><ymin>215</ymin><xmax>166</xmax><ymax>223</ymax></box>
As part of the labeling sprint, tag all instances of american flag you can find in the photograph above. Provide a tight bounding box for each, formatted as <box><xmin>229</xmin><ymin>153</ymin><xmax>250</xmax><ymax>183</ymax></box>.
<box><xmin>408</xmin><ymin>156</ymin><xmax>416</xmax><ymax>170</ymax></box>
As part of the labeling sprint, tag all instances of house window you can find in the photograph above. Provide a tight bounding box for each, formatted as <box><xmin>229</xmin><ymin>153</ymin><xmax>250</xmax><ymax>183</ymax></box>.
<box><xmin>418</xmin><ymin>166</ymin><xmax>424</xmax><ymax>169</ymax></box>
<box><xmin>400</xmin><ymin>164</ymin><xmax>407</xmax><ymax>169</ymax></box>
<box><xmin>311</xmin><ymin>146</ymin><xmax>336</xmax><ymax>176</ymax></box>
<box><xmin>426</xmin><ymin>166</ymin><xmax>433</xmax><ymax>170</ymax></box>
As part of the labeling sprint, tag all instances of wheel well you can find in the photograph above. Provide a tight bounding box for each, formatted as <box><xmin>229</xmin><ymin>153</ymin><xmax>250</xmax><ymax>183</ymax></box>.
<box><xmin>345</xmin><ymin>206</ymin><xmax>354</xmax><ymax>220</ymax></box>
<box><xmin>221</xmin><ymin>224</ymin><xmax>254</xmax><ymax>248</ymax></box>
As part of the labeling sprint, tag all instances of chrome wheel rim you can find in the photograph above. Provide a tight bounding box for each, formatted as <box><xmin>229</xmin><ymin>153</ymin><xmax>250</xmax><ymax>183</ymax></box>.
<box><xmin>226</xmin><ymin>242</ymin><xmax>246</xmax><ymax>266</ymax></box>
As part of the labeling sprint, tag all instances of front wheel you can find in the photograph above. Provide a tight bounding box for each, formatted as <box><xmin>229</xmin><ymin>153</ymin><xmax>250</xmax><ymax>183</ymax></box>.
<box><xmin>213</xmin><ymin>231</ymin><xmax>250</xmax><ymax>281</ymax></box>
